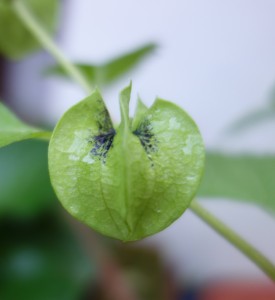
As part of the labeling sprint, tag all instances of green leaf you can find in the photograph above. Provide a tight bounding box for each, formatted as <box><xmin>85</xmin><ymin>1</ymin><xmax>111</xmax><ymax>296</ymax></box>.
<box><xmin>0</xmin><ymin>140</ymin><xmax>55</xmax><ymax>218</ymax></box>
<box><xmin>100</xmin><ymin>44</ymin><xmax>156</xmax><ymax>83</ymax></box>
<box><xmin>226</xmin><ymin>89</ymin><xmax>275</xmax><ymax>135</ymax></box>
<box><xmin>0</xmin><ymin>0</ymin><xmax>59</xmax><ymax>59</ymax></box>
<box><xmin>0</xmin><ymin>102</ymin><xmax>51</xmax><ymax>148</ymax></box>
<box><xmin>0</xmin><ymin>217</ymin><xmax>93</xmax><ymax>300</ymax></box>
<box><xmin>49</xmin><ymin>86</ymin><xmax>205</xmax><ymax>241</ymax></box>
<box><xmin>226</xmin><ymin>108</ymin><xmax>275</xmax><ymax>135</ymax></box>
<box><xmin>198</xmin><ymin>152</ymin><xmax>275</xmax><ymax>213</ymax></box>
<box><xmin>47</xmin><ymin>43</ymin><xmax>156</xmax><ymax>86</ymax></box>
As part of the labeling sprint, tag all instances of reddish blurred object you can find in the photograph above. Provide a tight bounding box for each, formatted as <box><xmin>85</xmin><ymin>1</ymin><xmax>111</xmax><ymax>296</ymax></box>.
<box><xmin>90</xmin><ymin>243</ymin><xmax>180</xmax><ymax>300</ymax></box>
<box><xmin>110</xmin><ymin>244</ymin><xmax>179</xmax><ymax>300</ymax></box>
<box><xmin>200</xmin><ymin>281</ymin><xmax>275</xmax><ymax>300</ymax></box>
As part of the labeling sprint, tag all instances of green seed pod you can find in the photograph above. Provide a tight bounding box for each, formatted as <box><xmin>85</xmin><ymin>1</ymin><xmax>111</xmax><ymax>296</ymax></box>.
<box><xmin>48</xmin><ymin>85</ymin><xmax>205</xmax><ymax>241</ymax></box>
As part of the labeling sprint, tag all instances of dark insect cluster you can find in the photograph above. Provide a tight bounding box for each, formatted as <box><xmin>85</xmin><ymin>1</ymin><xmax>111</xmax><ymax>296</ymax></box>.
<box><xmin>90</xmin><ymin>128</ymin><xmax>116</xmax><ymax>161</ymax></box>
<box><xmin>89</xmin><ymin>104</ymin><xmax>116</xmax><ymax>162</ymax></box>
<box><xmin>133</xmin><ymin>118</ymin><xmax>158</xmax><ymax>163</ymax></box>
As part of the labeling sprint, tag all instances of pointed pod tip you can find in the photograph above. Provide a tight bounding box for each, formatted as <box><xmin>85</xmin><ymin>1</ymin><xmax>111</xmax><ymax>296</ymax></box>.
<box><xmin>119</xmin><ymin>83</ymin><xmax>133</xmax><ymax>129</ymax></box>
<box><xmin>92</xmin><ymin>86</ymin><xmax>102</xmax><ymax>95</ymax></box>
<box><xmin>120</xmin><ymin>81</ymin><xmax>132</xmax><ymax>94</ymax></box>
<box><xmin>137</xmin><ymin>96</ymin><xmax>148</xmax><ymax>108</ymax></box>
<box><xmin>131</xmin><ymin>95</ymin><xmax>149</xmax><ymax>131</ymax></box>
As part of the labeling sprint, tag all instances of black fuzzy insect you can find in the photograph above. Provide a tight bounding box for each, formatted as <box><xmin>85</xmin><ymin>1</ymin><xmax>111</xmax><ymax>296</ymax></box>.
<box><xmin>90</xmin><ymin>128</ymin><xmax>116</xmax><ymax>161</ymax></box>
<box><xmin>89</xmin><ymin>103</ymin><xmax>116</xmax><ymax>163</ymax></box>
<box><xmin>133</xmin><ymin>118</ymin><xmax>158</xmax><ymax>164</ymax></box>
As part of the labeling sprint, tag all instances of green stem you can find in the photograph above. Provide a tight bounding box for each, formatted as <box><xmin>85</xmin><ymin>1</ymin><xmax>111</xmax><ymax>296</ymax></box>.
<box><xmin>12</xmin><ymin>0</ymin><xmax>92</xmax><ymax>94</ymax></box>
<box><xmin>37</xmin><ymin>131</ymin><xmax>52</xmax><ymax>141</ymax></box>
<box><xmin>190</xmin><ymin>200</ymin><xmax>275</xmax><ymax>281</ymax></box>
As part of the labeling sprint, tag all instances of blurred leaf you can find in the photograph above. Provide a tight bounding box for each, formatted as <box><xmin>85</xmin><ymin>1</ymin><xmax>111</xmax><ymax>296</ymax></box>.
<box><xmin>0</xmin><ymin>0</ymin><xmax>59</xmax><ymax>59</ymax></box>
<box><xmin>226</xmin><ymin>88</ymin><xmax>275</xmax><ymax>135</ymax></box>
<box><xmin>0</xmin><ymin>216</ymin><xmax>94</xmax><ymax>300</ymax></box>
<box><xmin>269</xmin><ymin>86</ymin><xmax>275</xmax><ymax>107</ymax></box>
<box><xmin>47</xmin><ymin>43</ymin><xmax>157</xmax><ymax>86</ymax></box>
<box><xmin>0</xmin><ymin>140</ymin><xmax>55</xmax><ymax>218</ymax></box>
<box><xmin>99</xmin><ymin>43</ymin><xmax>156</xmax><ymax>83</ymax></box>
<box><xmin>0</xmin><ymin>102</ymin><xmax>51</xmax><ymax>148</ymax></box>
<box><xmin>198</xmin><ymin>152</ymin><xmax>275</xmax><ymax>213</ymax></box>
<box><xmin>226</xmin><ymin>108</ymin><xmax>275</xmax><ymax>135</ymax></box>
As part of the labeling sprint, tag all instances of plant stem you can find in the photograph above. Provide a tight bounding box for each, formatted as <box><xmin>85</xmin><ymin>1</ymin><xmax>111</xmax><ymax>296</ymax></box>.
<box><xmin>189</xmin><ymin>200</ymin><xmax>275</xmax><ymax>281</ymax></box>
<box><xmin>12</xmin><ymin>0</ymin><xmax>92</xmax><ymax>94</ymax></box>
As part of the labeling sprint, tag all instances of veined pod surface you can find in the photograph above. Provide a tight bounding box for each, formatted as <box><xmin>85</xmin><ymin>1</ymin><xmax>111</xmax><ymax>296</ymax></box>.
<box><xmin>48</xmin><ymin>85</ymin><xmax>205</xmax><ymax>241</ymax></box>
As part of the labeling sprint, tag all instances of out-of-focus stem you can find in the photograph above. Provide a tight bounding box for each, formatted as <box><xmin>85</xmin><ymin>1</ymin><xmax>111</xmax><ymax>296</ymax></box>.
<box><xmin>12</xmin><ymin>0</ymin><xmax>92</xmax><ymax>94</ymax></box>
<box><xmin>67</xmin><ymin>216</ymin><xmax>139</xmax><ymax>300</ymax></box>
<box><xmin>190</xmin><ymin>200</ymin><xmax>275</xmax><ymax>281</ymax></box>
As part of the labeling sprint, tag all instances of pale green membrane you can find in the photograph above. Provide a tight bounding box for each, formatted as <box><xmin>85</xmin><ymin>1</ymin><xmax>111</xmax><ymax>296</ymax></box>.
<box><xmin>48</xmin><ymin>86</ymin><xmax>205</xmax><ymax>241</ymax></box>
